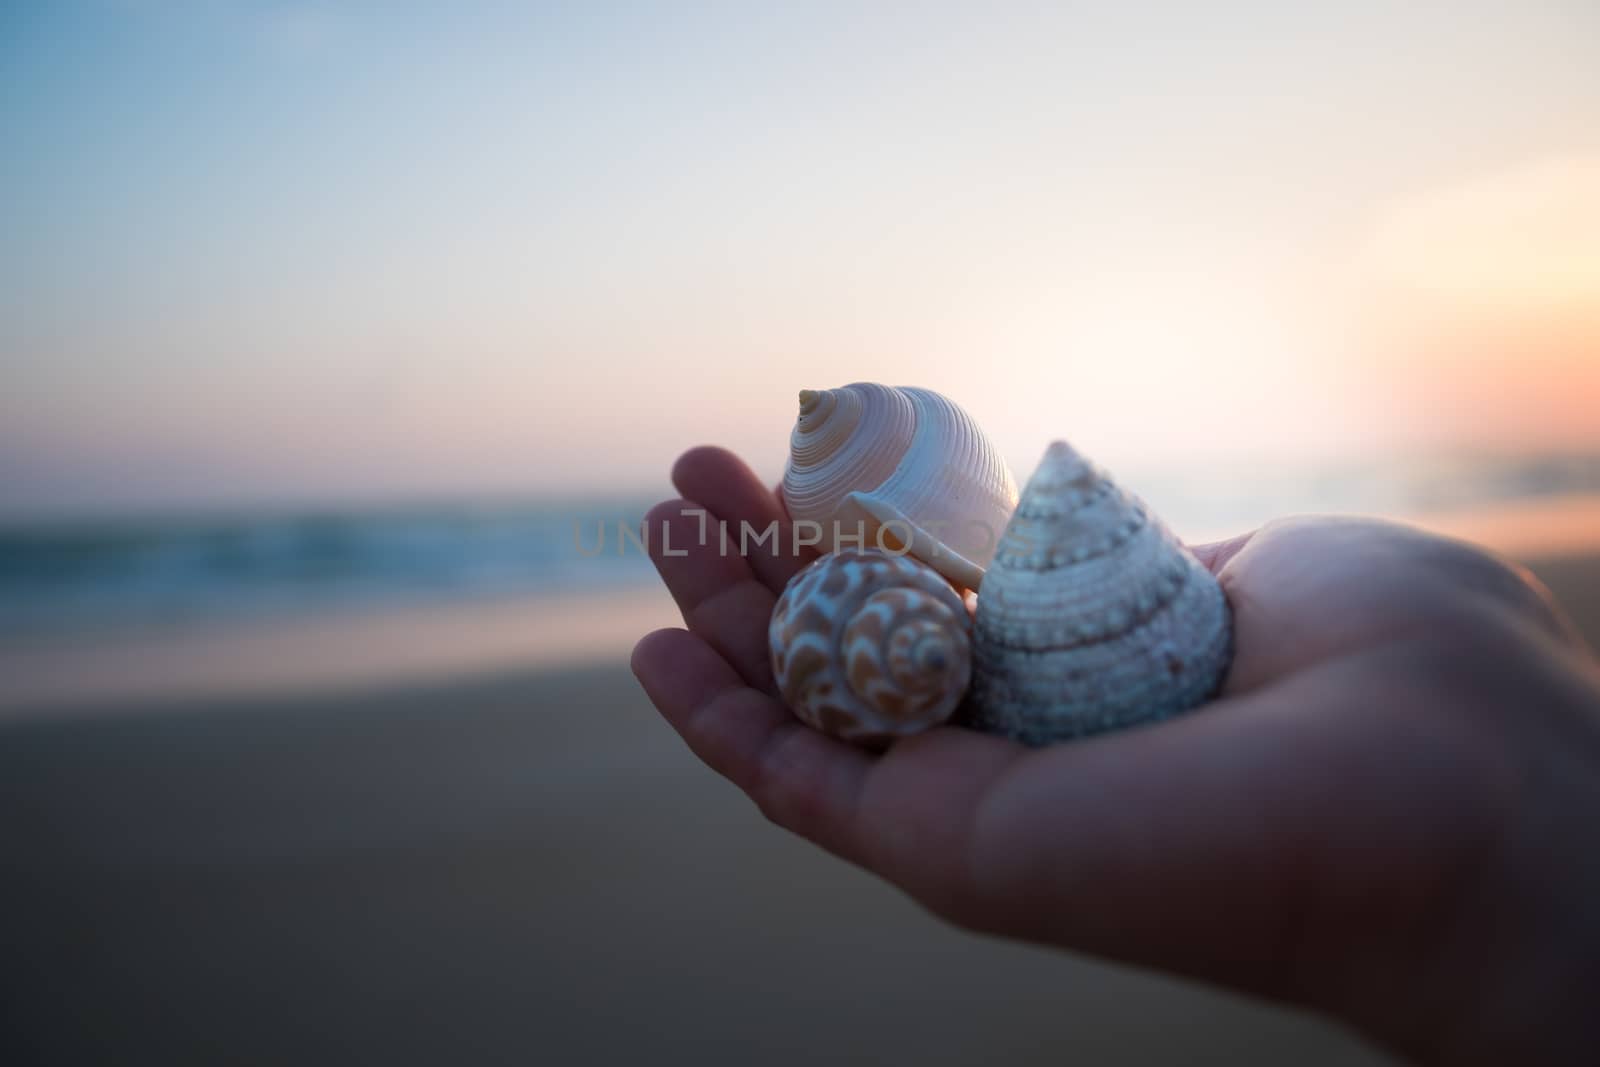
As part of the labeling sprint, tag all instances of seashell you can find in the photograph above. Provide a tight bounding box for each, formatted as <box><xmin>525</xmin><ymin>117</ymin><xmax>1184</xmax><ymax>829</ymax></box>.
<box><xmin>783</xmin><ymin>383</ymin><xmax>1019</xmax><ymax>592</ymax></box>
<box><xmin>770</xmin><ymin>549</ymin><xmax>973</xmax><ymax>745</ymax></box>
<box><xmin>966</xmin><ymin>441</ymin><xmax>1232</xmax><ymax>745</ymax></box>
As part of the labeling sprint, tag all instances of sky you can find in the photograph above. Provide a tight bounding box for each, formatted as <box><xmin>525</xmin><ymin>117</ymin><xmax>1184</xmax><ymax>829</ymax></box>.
<box><xmin>2</xmin><ymin>2</ymin><xmax>1597</xmax><ymax>516</ymax></box>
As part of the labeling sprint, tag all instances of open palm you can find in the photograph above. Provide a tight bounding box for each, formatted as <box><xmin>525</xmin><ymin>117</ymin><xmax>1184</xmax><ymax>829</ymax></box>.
<box><xmin>632</xmin><ymin>446</ymin><xmax>1600</xmax><ymax>1065</ymax></box>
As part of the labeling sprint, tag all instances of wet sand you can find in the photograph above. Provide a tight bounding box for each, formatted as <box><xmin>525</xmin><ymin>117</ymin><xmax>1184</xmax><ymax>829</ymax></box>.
<box><xmin>0</xmin><ymin>587</ymin><xmax>681</xmax><ymax>716</ymax></box>
<box><xmin>2</xmin><ymin>552</ymin><xmax>1596</xmax><ymax>1064</ymax></box>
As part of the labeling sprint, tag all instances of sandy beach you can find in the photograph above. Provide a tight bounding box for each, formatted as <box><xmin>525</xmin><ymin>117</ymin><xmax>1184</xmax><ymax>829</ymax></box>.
<box><xmin>4</xmin><ymin>541</ymin><xmax>1597</xmax><ymax>1064</ymax></box>
<box><xmin>2</xmin><ymin>668</ymin><xmax>1390</xmax><ymax>1067</ymax></box>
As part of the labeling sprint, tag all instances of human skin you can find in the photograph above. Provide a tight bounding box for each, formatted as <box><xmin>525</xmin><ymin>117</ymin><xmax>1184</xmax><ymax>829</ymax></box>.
<box><xmin>631</xmin><ymin>446</ymin><xmax>1600</xmax><ymax>1065</ymax></box>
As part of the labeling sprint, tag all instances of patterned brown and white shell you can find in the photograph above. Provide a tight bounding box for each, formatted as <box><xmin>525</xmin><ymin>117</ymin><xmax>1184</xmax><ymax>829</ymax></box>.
<box><xmin>783</xmin><ymin>383</ymin><xmax>1018</xmax><ymax>592</ymax></box>
<box><xmin>966</xmin><ymin>441</ymin><xmax>1232</xmax><ymax>745</ymax></box>
<box><xmin>770</xmin><ymin>549</ymin><xmax>973</xmax><ymax>745</ymax></box>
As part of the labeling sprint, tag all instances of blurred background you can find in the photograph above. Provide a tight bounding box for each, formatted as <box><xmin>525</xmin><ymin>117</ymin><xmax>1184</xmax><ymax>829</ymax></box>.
<box><xmin>2</xmin><ymin>2</ymin><xmax>1596</xmax><ymax>1064</ymax></box>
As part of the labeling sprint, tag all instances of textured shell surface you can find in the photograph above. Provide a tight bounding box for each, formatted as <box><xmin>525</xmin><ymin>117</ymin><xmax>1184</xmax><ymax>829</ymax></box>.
<box><xmin>967</xmin><ymin>441</ymin><xmax>1232</xmax><ymax>745</ymax></box>
<box><xmin>770</xmin><ymin>548</ymin><xmax>973</xmax><ymax>745</ymax></box>
<box><xmin>782</xmin><ymin>383</ymin><xmax>1018</xmax><ymax>592</ymax></box>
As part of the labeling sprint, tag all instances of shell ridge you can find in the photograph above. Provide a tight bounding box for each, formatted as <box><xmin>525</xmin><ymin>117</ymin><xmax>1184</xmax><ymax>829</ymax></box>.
<box><xmin>970</xmin><ymin>441</ymin><xmax>1234</xmax><ymax>745</ymax></box>
<box><xmin>771</xmin><ymin>548</ymin><xmax>974</xmax><ymax>741</ymax></box>
<box><xmin>782</xmin><ymin>384</ymin><xmax>1019</xmax><ymax>591</ymax></box>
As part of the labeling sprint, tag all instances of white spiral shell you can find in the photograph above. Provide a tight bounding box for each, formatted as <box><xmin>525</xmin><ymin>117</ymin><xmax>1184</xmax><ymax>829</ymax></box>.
<box><xmin>769</xmin><ymin>549</ymin><xmax>973</xmax><ymax>745</ymax></box>
<box><xmin>783</xmin><ymin>383</ymin><xmax>1018</xmax><ymax>592</ymax></box>
<box><xmin>966</xmin><ymin>441</ymin><xmax>1233</xmax><ymax>745</ymax></box>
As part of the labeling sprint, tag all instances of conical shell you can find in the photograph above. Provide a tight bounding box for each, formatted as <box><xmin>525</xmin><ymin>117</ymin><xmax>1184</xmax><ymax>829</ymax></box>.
<box><xmin>783</xmin><ymin>383</ymin><xmax>1018</xmax><ymax>592</ymax></box>
<box><xmin>770</xmin><ymin>549</ymin><xmax>973</xmax><ymax>745</ymax></box>
<box><xmin>966</xmin><ymin>442</ymin><xmax>1232</xmax><ymax>745</ymax></box>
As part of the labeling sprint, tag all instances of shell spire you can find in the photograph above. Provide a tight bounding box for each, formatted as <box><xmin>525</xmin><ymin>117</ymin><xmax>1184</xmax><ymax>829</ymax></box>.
<box><xmin>966</xmin><ymin>441</ymin><xmax>1232</xmax><ymax>745</ymax></box>
<box><xmin>782</xmin><ymin>383</ymin><xmax>1018</xmax><ymax>592</ymax></box>
<box><xmin>770</xmin><ymin>549</ymin><xmax>973</xmax><ymax>745</ymax></box>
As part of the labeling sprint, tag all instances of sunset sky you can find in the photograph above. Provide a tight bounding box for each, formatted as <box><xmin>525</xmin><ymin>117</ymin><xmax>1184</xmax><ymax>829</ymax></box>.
<box><xmin>2</xmin><ymin>2</ymin><xmax>1597</xmax><ymax>516</ymax></box>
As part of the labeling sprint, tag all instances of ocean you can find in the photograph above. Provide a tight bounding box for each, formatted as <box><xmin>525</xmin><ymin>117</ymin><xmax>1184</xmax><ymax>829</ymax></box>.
<box><xmin>0</xmin><ymin>499</ymin><xmax>659</xmax><ymax>638</ymax></box>
<box><xmin>3</xmin><ymin>451</ymin><xmax>1598</xmax><ymax>642</ymax></box>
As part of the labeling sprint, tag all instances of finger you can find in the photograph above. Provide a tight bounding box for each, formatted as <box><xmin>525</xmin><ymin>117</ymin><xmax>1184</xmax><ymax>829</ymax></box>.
<box><xmin>672</xmin><ymin>446</ymin><xmax>817</xmax><ymax>594</ymax></box>
<box><xmin>644</xmin><ymin>499</ymin><xmax>777</xmax><ymax>693</ymax></box>
<box><xmin>631</xmin><ymin>628</ymin><xmax>875</xmax><ymax>862</ymax></box>
<box><xmin>632</xmin><ymin>628</ymin><xmax>1027</xmax><ymax>888</ymax></box>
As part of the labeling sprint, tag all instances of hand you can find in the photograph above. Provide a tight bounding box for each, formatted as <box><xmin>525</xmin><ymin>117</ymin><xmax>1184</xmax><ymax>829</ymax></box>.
<box><xmin>631</xmin><ymin>446</ymin><xmax>1600</xmax><ymax>1066</ymax></box>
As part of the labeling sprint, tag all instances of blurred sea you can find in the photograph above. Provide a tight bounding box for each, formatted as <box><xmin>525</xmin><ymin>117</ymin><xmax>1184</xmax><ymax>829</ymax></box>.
<box><xmin>4</xmin><ymin>452</ymin><xmax>1599</xmax><ymax>642</ymax></box>
<box><xmin>0</xmin><ymin>498</ymin><xmax>663</xmax><ymax>639</ymax></box>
